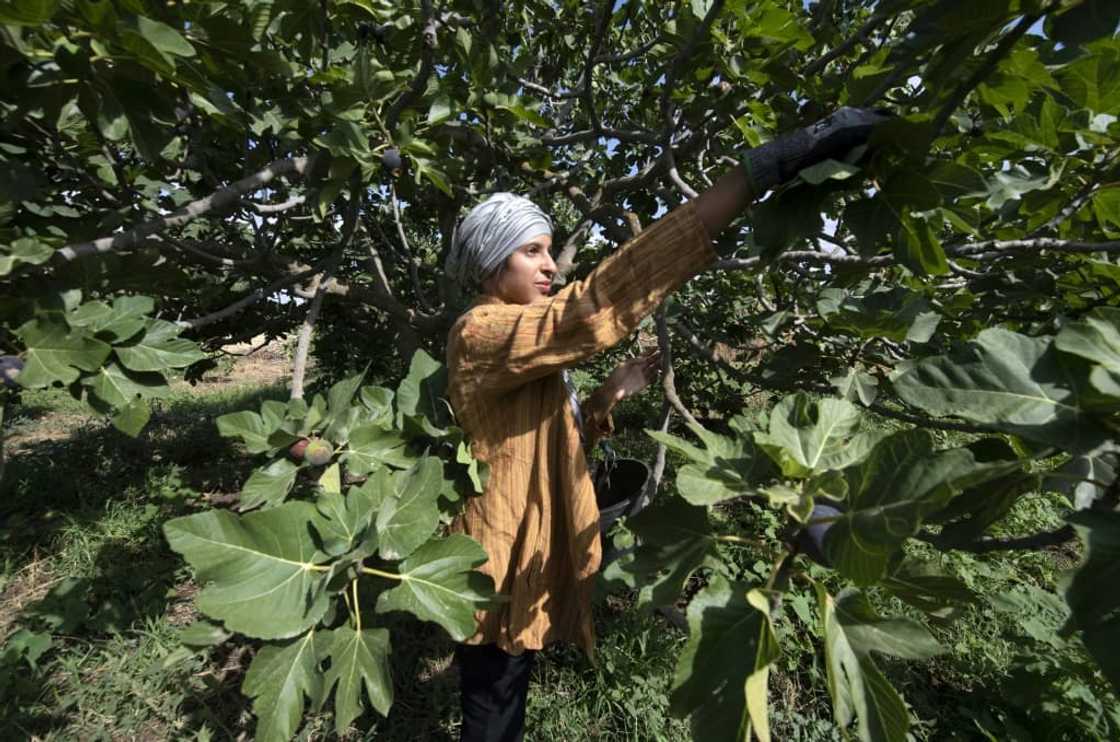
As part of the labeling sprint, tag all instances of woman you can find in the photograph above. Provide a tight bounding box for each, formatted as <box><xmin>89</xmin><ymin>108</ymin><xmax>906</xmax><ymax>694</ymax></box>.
<box><xmin>443</xmin><ymin>108</ymin><xmax>886</xmax><ymax>742</ymax></box>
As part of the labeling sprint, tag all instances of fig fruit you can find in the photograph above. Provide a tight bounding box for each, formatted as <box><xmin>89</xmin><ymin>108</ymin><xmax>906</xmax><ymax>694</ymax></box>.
<box><xmin>304</xmin><ymin>438</ymin><xmax>334</xmax><ymax>467</ymax></box>
<box><xmin>289</xmin><ymin>437</ymin><xmax>310</xmax><ymax>461</ymax></box>
<box><xmin>795</xmin><ymin>502</ymin><xmax>845</xmax><ymax>567</ymax></box>
<box><xmin>381</xmin><ymin>147</ymin><xmax>402</xmax><ymax>177</ymax></box>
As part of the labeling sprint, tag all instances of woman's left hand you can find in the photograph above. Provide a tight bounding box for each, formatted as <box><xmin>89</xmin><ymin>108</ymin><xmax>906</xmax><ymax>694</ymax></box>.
<box><xmin>603</xmin><ymin>350</ymin><xmax>661</xmax><ymax>403</ymax></box>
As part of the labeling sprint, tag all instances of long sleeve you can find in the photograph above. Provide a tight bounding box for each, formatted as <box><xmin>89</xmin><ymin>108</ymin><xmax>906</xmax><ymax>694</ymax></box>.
<box><xmin>448</xmin><ymin>201</ymin><xmax>715</xmax><ymax>395</ymax></box>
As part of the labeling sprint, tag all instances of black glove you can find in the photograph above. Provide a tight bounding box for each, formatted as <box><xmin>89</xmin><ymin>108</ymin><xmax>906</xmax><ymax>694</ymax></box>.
<box><xmin>1</xmin><ymin>355</ymin><xmax>23</xmax><ymax>390</ymax></box>
<box><xmin>740</xmin><ymin>107</ymin><xmax>890</xmax><ymax>193</ymax></box>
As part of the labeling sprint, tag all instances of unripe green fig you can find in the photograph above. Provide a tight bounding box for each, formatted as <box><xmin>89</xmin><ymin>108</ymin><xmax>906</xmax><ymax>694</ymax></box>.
<box><xmin>304</xmin><ymin>438</ymin><xmax>334</xmax><ymax>467</ymax></box>
<box><xmin>289</xmin><ymin>437</ymin><xmax>310</xmax><ymax>461</ymax></box>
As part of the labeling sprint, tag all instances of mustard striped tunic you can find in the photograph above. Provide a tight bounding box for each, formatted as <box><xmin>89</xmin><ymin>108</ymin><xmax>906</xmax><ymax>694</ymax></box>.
<box><xmin>447</xmin><ymin>201</ymin><xmax>715</xmax><ymax>656</ymax></box>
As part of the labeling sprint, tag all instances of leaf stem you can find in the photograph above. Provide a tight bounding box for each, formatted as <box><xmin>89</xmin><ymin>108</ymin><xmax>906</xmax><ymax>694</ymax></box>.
<box><xmin>352</xmin><ymin>578</ymin><xmax>362</xmax><ymax>632</ymax></box>
<box><xmin>714</xmin><ymin>534</ymin><xmax>763</xmax><ymax>548</ymax></box>
<box><xmin>362</xmin><ymin>566</ymin><xmax>403</xmax><ymax>581</ymax></box>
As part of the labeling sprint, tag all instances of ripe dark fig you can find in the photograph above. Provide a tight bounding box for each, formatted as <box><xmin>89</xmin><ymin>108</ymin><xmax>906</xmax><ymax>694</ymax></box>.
<box><xmin>0</xmin><ymin>355</ymin><xmax>23</xmax><ymax>390</ymax></box>
<box><xmin>796</xmin><ymin>502</ymin><xmax>845</xmax><ymax>567</ymax></box>
<box><xmin>381</xmin><ymin>148</ymin><xmax>402</xmax><ymax>177</ymax></box>
<box><xmin>289</xmin><ymin>437</ymin><xmax>310</xmax><ymax>461</ymax></box>
<box><xmin>304</xmin><ymin>438</ymin><xmax>334</xmax><ymax>467</ymax></box>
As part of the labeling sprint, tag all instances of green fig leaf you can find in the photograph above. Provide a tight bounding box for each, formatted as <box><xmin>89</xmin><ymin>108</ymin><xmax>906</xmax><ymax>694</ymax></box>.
<box><xmin>669</xmin><ymin>577</ymin><xmax>779</xmax><ymax>742</ymax></box>
<box><xmin>240</xmin><ymin>459</ymin><xmax>301</xmax><ymax>511</ymax></box>
<box><xmin>15</xmin><ymin>316</ymin><xmax>111</xmax><ymax>387</ymax></box>
<box><xmin>323</xmin><ymin>626</ymin><xmax>393</xmax><ymax>734</ymax></box>
<box><xmin>115</xmin><ymin>319</ymin><xmax>206</xmax><ymax>372</ymax></box>
<box><xmin>242</xmin><ymin>630</ymin><xmax>323</xmax><ymax>742</ymax></box>
<box><xmin>343</xmin><ymin>422</ymin><xmax>416</xmax><ymax>475</ymax></box>
<box><xmin>163</xmin><ymin>502</ymin><xmax>333</xmax><ymax>639</ymax></box>
<box><xmin>1063</xmin><ymin>510</ymin><xmax>1120</xmax><ymax>694</ymax></box>
<box><xmin>755</xmin><ymin>393</ymin><xmax>885</xmax><ymax>478</ymax></box>
<box><xmin>603</xmin><ymin>495</ymin><xmax>715</xmax><ymax>608</ymax></box>
<box><xmin>892</xmin><ymin>328</ymin><xmax>1110</xmax><ymax>452</ymax></box>
<box><xmin>376</xmin><ymin>456</ymin><xmax>443</xmax><ymax>560</ymax></box>
<box><xmin>816</xmin><ymin>586</ymin><xmax>912</xmax><ymax>742</ymax></box>
<box><xmin>375</xmin><ymin>534</ymin><xmax>496</xmax><ymax>641</ymax></box>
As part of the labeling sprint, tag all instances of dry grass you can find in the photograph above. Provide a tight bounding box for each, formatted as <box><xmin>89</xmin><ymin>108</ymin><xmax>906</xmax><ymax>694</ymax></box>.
<box><xmin>0</xmin><ymin>553</ymin><xmax>59</xmax><ymax>642</ymax></box>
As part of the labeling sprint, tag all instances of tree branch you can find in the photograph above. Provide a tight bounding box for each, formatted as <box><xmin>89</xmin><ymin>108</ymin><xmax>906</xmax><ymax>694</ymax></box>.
<box><xmin>386</xmin><ymin>0</ymin><xmax>436</xmax><ymax>133</ymax></box>
<box><xmin>391</xmin><ymin>182</ymin><xmax>436</xmax><ymax>313</ymax></box>
<box><xmin>952</xmin><ymin>238</ymin><xmax>1120</xmax><ymax>257</ymax></box>
<box><xmin>596</xmin><ymin>35</ymin><xmax>662</xmax><ymax>64</ymax></box>
<box><xmin>917</xmin><ymin>525</ymin><xmax>1076</xmax><ymax>554</ymax></box>
<box><xmin>247</xmin><ymin>195</ymin><xmax>307</xmax><ymax>214</ymax></box>
<box><xmin>55</xmin><ymin>156</ymin><xmax>315</xmax><ymax>262</ymax></box>
<box><xmin>802</xmin><ymin>7</ymin><xmax>893</xmax><ymax>77</ymax></box>
<box><xmin>178</xmin><ymin>265</ymin><xmax>324</xmax><ymax>331</ymax></box>
<box><xmin>657</xmin><ymin>305</ymin><xmax>701</xmax><ymax>429</ymax></box>
<box><xmin>931</xmin><ymin>12</ymin><xmax>1040</xmax><ymax>137</ymax></box>
<box><xmin>290</xmin><ymin>186</ymin><xmax>361</xmax><ymax>399</ymax></box>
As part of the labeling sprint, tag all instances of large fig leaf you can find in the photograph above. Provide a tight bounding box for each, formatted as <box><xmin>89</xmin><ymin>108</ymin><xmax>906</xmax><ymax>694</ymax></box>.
<box><xmin>669</xmin><ymin>577</ymin><xmax>779</xmax><ymax>742</ymax></box>
<box><xmin>322</xmin><ymin>625</ymin><xmax>393</xmax><ymax>735</ymax></box>
<box><xmin>15</xmin><ymin>316</ymin><xmax>111</xmax><ymax>387</ymax></box>
<box><xmin>755</xmin><ymin>393</ymin><xmax>885</xmax><ymax>478</ymax></box>
<box><xmin>833</xmin><ymin>589</ymin><xmax>944</xmax><ymax>661</ymax></box>
<box><xmin>816</xmin><ymin>586</ymin><xmax>929</xmax><ymax>742</ymax></box>
<box><xmin>114</xmin><ymin>318</ymin><xmax>205</xmax><ymax>372</ymax></box>
<box><xmin>83</xmin><ymin>361</ymin><xmax>170</xmax><ymax>409</ymax></box>
<box><xmin>647</xmin><ymin>422</ymin><xmax>765</xmax><ymax>506</ymax></box>
<box><xmin>242</xmin><ymin>630</ymin><xmax>323</xmax><ymax>742</ymax></box>
<box><xmin>324</xmin><ymin>370</ymin><xmax>368</xmax><ymax>442</ymax></box>
<box><xmin>68</xmin><ymin>295</ymin><xmax>152</xmax><ymax>343</ymax></box>
<box><xmin>375</xmin><ymin>456</ymin><xmax>443</xmax><ymax>560</ymax></box>
<box><xmin>163</xmin><ymin>502</ymin><xmax>333</xmax><ymax>639</ymax></box>
<box><xmin>395</xmin><ymin>349</ymin><xmax>450</xmax><ymax>436</ymax></box>
<box><xmin>217</xmin><ymin>409</ymin><xmax>283</xmax><ymax>454</ymax></box>
<box><xmin>816</xmin><ymin>286</ymin><xmax>940</xmax><ymax>343</ymax></box>
<box><xmin>239</xmin><ymin>459</ymin><xmax>301</xmax><ymax>511</ymax></box>
<box><xmin>825</xmin><ymin>430</ymin><xmax>1018</xmax><ymax>585</ymax></box>
<box><xmin>1055</xmin><ymin>307</ymin><xmax>1120</xmax><ymax>399</ymax></box>
<box><xmin>1063</xmin><ymin>510</ymin><xmax>1120</xmax><ymax>694</ymax></box>
<box><xmin>892</xmin><ymin>328</ymin><xmax>1109</xmax><ymax>452</ymax></box>
<box><xmin>375</xmin><ymin>534</ymin><xmax>496</xmax><ymax>641</ymax></box>
<box><xmin>343</xmin><ymin>422</ymin><xmax>416</xmax><ymax>475</ymax></box>
<box><xmin>602</xmin><ymin>495</ymin><xmax>715</xmax><ymax>608</ymax></box>
<box><xmin>880</xmin><ymin>561</ymin><xmax>977</xmax><ymax>618</ymax></box>
<box><xmin>315</xmin><ymin>478</ymin><xmax>383</xmax><ymax>557</ymax></box>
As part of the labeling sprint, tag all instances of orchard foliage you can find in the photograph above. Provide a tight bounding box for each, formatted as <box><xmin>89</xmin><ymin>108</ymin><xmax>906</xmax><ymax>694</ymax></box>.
<box><xmin>165</xmin><ymin>351</ymin><xmax>494</xmax><ymax>741</ymax></box>
<box><xmin>2</xmin><ymin>0</ymin><xmax>1120</xmax><ymax>739</ymax></box>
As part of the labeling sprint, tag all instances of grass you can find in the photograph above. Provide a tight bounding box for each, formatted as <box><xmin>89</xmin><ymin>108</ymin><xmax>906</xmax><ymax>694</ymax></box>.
<box><xmin>0</xmin><ymin>365</ymin><xmax>1115</xmax><ymax>741</ymax></box>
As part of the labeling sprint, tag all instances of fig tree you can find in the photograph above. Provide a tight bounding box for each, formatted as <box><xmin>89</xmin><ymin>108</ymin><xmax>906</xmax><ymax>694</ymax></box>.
<box><xmin>304</xmin><ymin>438</ymin><xmax>334</xmax><ymax>467</ymax></box>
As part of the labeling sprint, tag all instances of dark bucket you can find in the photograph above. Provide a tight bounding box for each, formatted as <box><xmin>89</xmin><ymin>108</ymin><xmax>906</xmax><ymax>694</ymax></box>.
<box><xmin>594</xmin><ymin>458</ymin><xmax>650</xmax><ymax>531</ymax></box>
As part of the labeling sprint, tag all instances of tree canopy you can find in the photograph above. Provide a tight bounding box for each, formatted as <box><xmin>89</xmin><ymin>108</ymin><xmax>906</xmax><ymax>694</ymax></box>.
<box><xmin>2</xmin><ymin>0</ymin><xmax>1120</xmax><ymax>740</ymax></box>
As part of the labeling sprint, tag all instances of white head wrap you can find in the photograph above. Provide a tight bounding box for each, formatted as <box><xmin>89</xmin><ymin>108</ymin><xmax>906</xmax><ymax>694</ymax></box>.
<box><xmin>445</xmin><ymin>192</ymin><xmax>553</xmax><ymax>287</ymax></box>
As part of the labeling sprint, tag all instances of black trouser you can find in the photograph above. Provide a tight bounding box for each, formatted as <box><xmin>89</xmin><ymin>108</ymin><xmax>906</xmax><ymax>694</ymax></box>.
<box><xmin>456</xmin><ymin>643</ymin><xmax>537</xmax><ymax>742</ymax></box>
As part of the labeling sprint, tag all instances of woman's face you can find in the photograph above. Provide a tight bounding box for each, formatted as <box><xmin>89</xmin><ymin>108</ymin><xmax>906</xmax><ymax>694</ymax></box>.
<box><xmin>483</xmin><ymin>234</ymin><xmax>556</xmax><ymax>304</ymax></box>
